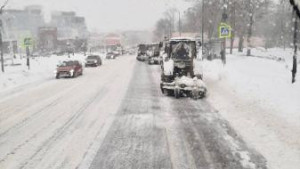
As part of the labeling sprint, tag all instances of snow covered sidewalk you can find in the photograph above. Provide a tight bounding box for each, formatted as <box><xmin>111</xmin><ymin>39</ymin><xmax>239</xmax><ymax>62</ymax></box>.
<box><xmin>204</xmin><ymin>49</ymin><xmax>300</xmax><ymax>169</ymax></box>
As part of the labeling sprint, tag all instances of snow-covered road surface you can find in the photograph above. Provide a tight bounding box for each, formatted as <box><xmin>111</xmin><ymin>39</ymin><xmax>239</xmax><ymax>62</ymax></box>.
<box><xmin>0</xmin><ymin>55</ymin><xmax>266</xmax><ymax>169</ymax></box>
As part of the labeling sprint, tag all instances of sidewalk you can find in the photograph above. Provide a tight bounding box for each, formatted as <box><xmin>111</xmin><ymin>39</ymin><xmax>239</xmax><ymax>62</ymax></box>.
<box><xmin>203</xmin><ymin>48</ymin><xmax>300</xmax><ymax>169</ymax></box>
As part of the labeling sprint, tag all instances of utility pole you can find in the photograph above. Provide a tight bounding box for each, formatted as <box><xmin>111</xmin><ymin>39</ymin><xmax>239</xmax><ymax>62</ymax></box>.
<box><xmin>290</xmin><ymin>0</ymin><xmax>300</xmax><ymax>83</ymax></box>
<box><xmin>23</xmin><ymin>37</ymin><xmax>31</xmax><ymax>70</ymax></box>
<box><xmin>202</xmin><ymin>0</ymin><xmax>204</xmax><ymax>56</ymax></box>
<box><xmin>292</xmin><ymin>10</ymin><xmax>298</xmax><ymax>83</ymax></box>
<box><xmin>26</xmin><ymin>46</ymin><xmax>30</xmax><ymax>70</ymax></box>
<box><xmin>178</xmin><ymin>11</ymin><xmax>181</xmax><ymax>37</ymax></box>
<box><xmin>0</xmin><ymin>20</ymin><xmax>3</xmax><ymax>73</ymax></box>
<box><xmin>0</xmin><ymin>0</ymin><xmax>9</xmax><ymax>73</ymax></box>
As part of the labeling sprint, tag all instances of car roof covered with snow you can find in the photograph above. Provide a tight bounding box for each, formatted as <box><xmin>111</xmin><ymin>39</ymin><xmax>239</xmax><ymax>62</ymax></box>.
<box><xmin>170</xmin><ymin>37</ymin><xmax>196</xmax><ymax>42</ymax></box>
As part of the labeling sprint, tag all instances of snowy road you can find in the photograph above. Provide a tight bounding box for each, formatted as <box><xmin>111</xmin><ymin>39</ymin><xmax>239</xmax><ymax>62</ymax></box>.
<box><xmin>0</xmin><ymin>55</ymin><xmax>266</xmax><ymax>169</ymax></box>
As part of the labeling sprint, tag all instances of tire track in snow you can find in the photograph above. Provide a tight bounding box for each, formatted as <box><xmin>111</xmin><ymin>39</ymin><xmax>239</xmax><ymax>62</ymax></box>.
<box><xmin>0</xmin><ymin>83</ymin><xmax>108</xmax><ymax>165</ymax></box>
<box><xmin>18</xmin><ymin>86</ymin><xmax>108</xmax><ymax>169</ymax></box>
<box><xmin>149</xmin><ymin>65</ymin><xmax>198</xmax><ymax>169</ymax></box>
<box><xmin>0</xmin><ymin>81</ymin><xmax>83</xmax><ymax>139</ymax></box>
<box><xmin>173</xmin><ymin>99</ymin><xmax>267</xmax><ymax>169</ymax></box>
<box><xmin>0</xmin><ymin>78</ymin><xmax>86</xmax><ymax>136</ymax></box>
<box><xmin>18</xmin><ymin>58</ymin><xmax>132</xmax><ymax>169</ymax></box>
<box><xmin>89</xmin><ymin>62</ymin><xmax>172</xmax><ymax>169</ymax></box>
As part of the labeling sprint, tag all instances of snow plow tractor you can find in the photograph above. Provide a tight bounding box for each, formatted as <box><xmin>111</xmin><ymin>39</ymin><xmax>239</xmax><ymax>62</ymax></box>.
<box><xmin>160</xmin><ymin>37</ymin><xmax>207</xmax><ymax>99</ymax></box>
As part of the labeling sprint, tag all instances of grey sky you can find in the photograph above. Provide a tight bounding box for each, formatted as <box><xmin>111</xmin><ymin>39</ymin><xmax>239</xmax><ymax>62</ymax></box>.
<box><xmin>4</xmin><ymin>0</ymin><xmax>192</xmax><ymax>32</ymax></box>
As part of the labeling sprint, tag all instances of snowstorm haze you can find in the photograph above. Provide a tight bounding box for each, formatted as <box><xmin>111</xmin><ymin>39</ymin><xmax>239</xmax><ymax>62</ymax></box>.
<box><xmin>5</xmin><ymin>0</ymin><xmax>191</xmax><ymax>32</ymax></box>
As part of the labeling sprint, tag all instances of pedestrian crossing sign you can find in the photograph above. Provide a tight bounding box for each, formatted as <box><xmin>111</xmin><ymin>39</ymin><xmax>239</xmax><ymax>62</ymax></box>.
<box><xmin>24</xmin><ymin>38</ymin><xmax>33</xmax><ymax>47</ymax></box>
<box><xmin>219</xmin><ymin>23</ymin><xmax>232</xmax><ymax>38</ymax></box>
<box><xmin>21</xmin><ymin>36</ymin><xmax>34</xmax><ymax>49</ymax></box>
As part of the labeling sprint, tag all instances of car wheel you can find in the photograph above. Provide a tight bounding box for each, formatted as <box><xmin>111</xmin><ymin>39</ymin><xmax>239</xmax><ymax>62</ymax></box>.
<box><xmin>56</xmin><ymin>73</ymin><xmax>60</xmax><ymax>79</ymax></box>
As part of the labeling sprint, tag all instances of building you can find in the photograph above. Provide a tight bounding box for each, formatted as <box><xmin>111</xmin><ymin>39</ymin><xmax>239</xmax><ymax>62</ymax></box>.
<box><xmin>38</xmin><ymin>27</ymin><xmax>58</xmax><ymax>52</ymax></box>
<box><xmin>105</xmin><ymin>33</ymin><xmax>121</xmax><ymax>46</ymax></box>
<box><xmin>1</xmin><ymin>5</ymin><xmax>45</xmax><ymax>53</ymax></box>
<box><xmin>51</xmin><ymin>11</ymin><xmax>88</xmax><ymax>40</ymax></box>
<box><xmin>50</xmin><ymin>11</ymin><xmax>88</xmax><ymax>53</ymax></box>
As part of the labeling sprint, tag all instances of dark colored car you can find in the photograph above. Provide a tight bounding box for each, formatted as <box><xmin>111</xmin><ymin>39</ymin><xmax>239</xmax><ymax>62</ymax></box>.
<box><xmin>55</xmin><ymin>60</ymin><xmax>83</xmax><ymax>79</ymax></box>
<box><xmin>106</xmin><ymin>52</ymin><xmax>116</xmax><ymax>59</ymax></box>
<box><xmin>147</xmin><ymin>43</ymin><xmax>161</xmax><ymax>65</ymax></box>
<box><xmin>85</xmin><ymin>55</ymin><xmax>102</xmax><ymax>67</ymax></box>
<box><xmin>137</xmin><ymin>44</ymin><xmax>147</xmax><ymax>61</ymax></box>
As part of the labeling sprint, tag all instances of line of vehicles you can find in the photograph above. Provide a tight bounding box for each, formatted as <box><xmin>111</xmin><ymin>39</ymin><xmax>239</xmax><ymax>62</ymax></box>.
<box><xmin>54</xmin><ymin>53</ymin><xmax>120</xmax><ymax>79</ymax></box>
<box><xmin>137</xmin><ymin>37</ymin><xmax>207</xmax><ymax>100</ymax></box>
<box><xmin>136</xmin><ymin>43</ymin><xmax>162</xmax><ymax>65</ymax></box>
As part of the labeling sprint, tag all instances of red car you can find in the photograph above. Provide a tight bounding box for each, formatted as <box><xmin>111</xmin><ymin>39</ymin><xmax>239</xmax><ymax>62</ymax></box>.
<box><xmin>55</xmin><ymin>60</ymin><xmax>83</xmax><ymax>79</ymax></box>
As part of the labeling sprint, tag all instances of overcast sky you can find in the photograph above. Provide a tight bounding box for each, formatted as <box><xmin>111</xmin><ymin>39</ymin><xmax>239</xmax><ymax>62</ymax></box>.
<box><xmin>4</xmin><ymin>0</ymin><xmax>192</xmax><ymax>32</ymax></box>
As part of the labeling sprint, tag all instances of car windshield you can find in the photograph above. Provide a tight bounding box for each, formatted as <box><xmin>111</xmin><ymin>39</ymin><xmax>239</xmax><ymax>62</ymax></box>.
<box><xmin>138</xmin><ymin>45</ymin><xmax>146</xmax><ymax>52</ymax></box>
<box><xmin>87</xmin><ymin>56</ymin><xmax>98</xmax><ymax>59</ymax></box>
<box><xmin>171</xmin><ymin>41</ymin><xmax>195</xmax><ymax>60</ymax></box>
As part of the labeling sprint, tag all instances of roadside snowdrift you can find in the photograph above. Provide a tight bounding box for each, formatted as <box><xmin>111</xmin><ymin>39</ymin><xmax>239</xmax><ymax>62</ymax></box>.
<box><xmin>204</xmin><ymin>48</ymin><xmax>300</xmax><ymax>169</ymax></box>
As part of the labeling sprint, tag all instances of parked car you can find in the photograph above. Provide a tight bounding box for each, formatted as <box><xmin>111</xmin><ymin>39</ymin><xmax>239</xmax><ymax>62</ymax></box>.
<box><xmin>55</xmin><ymin>60</ymin><xmax>83</xmax><ymax>79</ymax></box>
<box><xmin>85</xmin><ymin>55</ymin><xmax>102</xmax><ymax>67</ymax></box>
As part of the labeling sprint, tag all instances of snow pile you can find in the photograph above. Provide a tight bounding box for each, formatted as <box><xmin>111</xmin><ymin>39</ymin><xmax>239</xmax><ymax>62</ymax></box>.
<box><xmin>203</xmin><ymin>49</ymin><xmax>300</xmax><ymax>169</ymax></box>
<box><xmin>242</xmin><ymin>48</ymin><xmax>298</xmax><ymax>63</ymax></box>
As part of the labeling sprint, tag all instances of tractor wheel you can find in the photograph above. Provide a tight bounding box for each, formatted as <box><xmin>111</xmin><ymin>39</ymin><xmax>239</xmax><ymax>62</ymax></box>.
<box><xmin>174</xmin><ymin>88</ymin><xmax>180</xmax><ymax>99</ymax></box>
<box><xmin>160</xmin><ymin>83</ymin><xmax>164</xmax><ymax>94</ymax></box>
<box><xmin>163</xmin><ymin>88</ymin><xmax>171</xmax><ymax>96</ymax></box>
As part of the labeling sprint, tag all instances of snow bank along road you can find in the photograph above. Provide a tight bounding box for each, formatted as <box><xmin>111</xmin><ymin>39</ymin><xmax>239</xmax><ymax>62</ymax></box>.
<box><xmin>0</xmin><ymin>55</ymin><xmax>266</xmax><ymax>169</ymax></box>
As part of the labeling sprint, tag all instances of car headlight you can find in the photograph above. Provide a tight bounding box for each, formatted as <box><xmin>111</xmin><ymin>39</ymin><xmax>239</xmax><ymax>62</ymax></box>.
<box><xmin>54</xmin><ymin>70</ymin><xmax>57</xmax><ymax>74</ymax></box>
<box><xmin>69</xmin><ymin>69</ymin><xmax>74</xmax><ymax>73</ymax></box>
<box><xmin>180</xmin><ymin>84</ymin><xmax>186</xmax><ymax>88</ymax></box>
<box><xmin>94</xmin><ymin>60</ymin><xmax>97</xmax><ymax>63</ymax></box>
